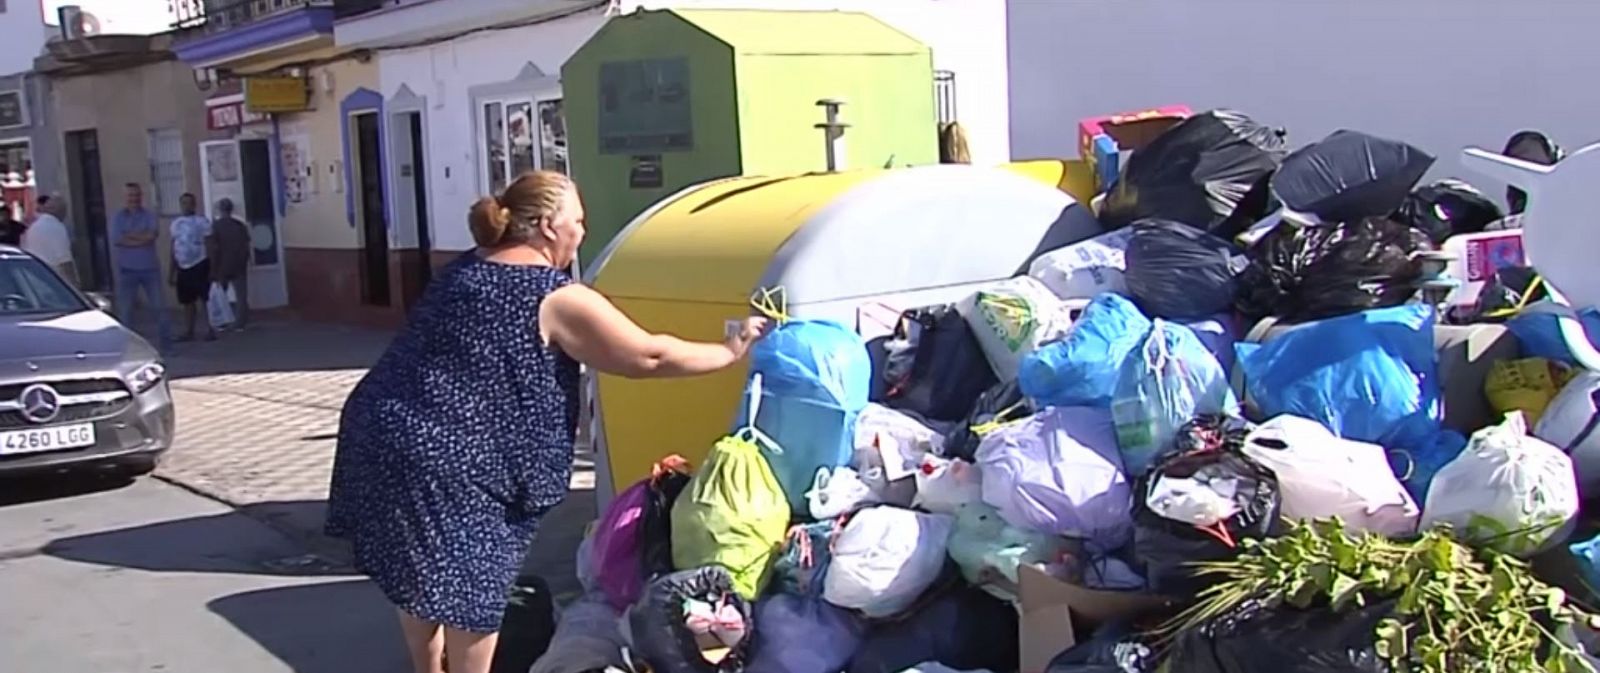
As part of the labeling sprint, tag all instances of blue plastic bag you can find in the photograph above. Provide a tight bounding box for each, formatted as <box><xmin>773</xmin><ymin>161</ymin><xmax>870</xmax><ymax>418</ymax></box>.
<box><xmin>736</xmin><ymin>319</ymin><xmax>872</xmax><ymax>515</ymax></box>
<box><xmin>1388</xmin><ymin>429</ymin><xmax>1467</xmax><ymax>504</ymax></box>
<box><xmin>747</xmin><ymin>594</ymin><xmax>866</xmax><ymax>673</ymax></box>
<box><xmin>1507</xmin><ymin>306</ymin><xmax>1600</xmax><ymax>366</ymax></box>
<box><xmin>1019</xmin><ymin>293</ymin><xmax>1153</xmax><ymax>408</ymax></box>
<box><xmin>1569</xmin><ymin>533</ymin><xmax>1600</xmax><ymax>597</ymax></box>
<box><xmin>1235</xmin><ymin>304</ymin><xmax>1442</xmax><ymax>453</ymax></box>
<box><xmin>1111</xmin><ymin>320</ymin><xmax>1239</xmax><ymax>475</ymax></box>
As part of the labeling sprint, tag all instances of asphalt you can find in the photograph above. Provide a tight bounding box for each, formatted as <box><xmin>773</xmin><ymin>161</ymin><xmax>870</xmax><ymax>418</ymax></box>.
<box><xmin>0</xmin><ymin>473</ymin><xmax>410</xmax><ymax>673</ymax></box>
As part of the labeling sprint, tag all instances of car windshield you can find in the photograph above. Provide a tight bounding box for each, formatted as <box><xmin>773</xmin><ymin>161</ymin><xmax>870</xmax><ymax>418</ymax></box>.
<box><xmin>0</xmin><ymin>252</ymin><xmax>87</xmax><ymax>315</ymax></box>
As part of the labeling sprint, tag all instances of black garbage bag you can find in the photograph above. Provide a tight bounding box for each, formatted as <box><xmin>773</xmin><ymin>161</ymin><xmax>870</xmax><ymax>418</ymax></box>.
<box><xmin>490</xmin><ymin>574</ymin><xmax>559</xmax><ymax>673</ymax></box>
<box><xmin>1234</xmin><ymin>218</ymin><xmax>1434</xmax><ymax>323</ymax></box>
<box><xmin>1172</xmin><ymin>414</ymin><xmax>1253</xmax><ymax>455</ymax></box>
<box><xmin>1469</xmin><ymin>265</ymin><xmax>1547</xmax><ymax>323</ymax></box>
<box><xmin>848</xmin><ymin>583</ymin><xmax>1019</xmax><ymax>673</ymax></box>
<box><xmin>1124</xmin><ymin>219</ymin><xmax>1249</xmax><ymax>320</ymax></box>
<box><xmin>1098</xmin><ymin>110</ymin><xmax>1289</xmax><ymax>232</ymax></box>
<box><xmin>1394</xmin><ymin>179</ymin><xmax>1505</xmax><ymax>244</ymax></box>
<box><xmin>1166</xmin><ymin>599</ymin><xmax>1396</xmax><ymax>673</ymax></box>
<box><xmin>747</xmin><ymin>594</ymin><xmax>867</xmax><ymax>673</ymax></box>
<box><xmin>1272</xmin><ymin>130</ymin><xmax>1434</xmax><ymax>224</ymax></box>
<box><xmin>882</xmin><ymin>304</ymin><xmax>998</xmax><ymax>422</ymax></box>
<box><xmin>1503</xmin><ymin>130</ymin><xmax>1565</xmax><ymax>214</ymax></box>
<box><xmin>1046</xmin><ymin>621</ymin><xmax>1159</xmax><ymax>673</ymax></box>
<box><xmin>1132</xmin><ymin>448</ymin><xmax>1285</xmax><ymax>595</ymax></box>
<box><xmin>942</xmin><ymin>379</ymin><xmax>1034</xmax><ymax>461</ymax></box>
<box><xmin>640</xmin><ymin>467</ymin><xmax>693</xmax><ymax>583</ymax></box>
<box><xmin>629</xmin><ymin>567</ymin><xmax>754</xmax><ymax>673</ymax></box>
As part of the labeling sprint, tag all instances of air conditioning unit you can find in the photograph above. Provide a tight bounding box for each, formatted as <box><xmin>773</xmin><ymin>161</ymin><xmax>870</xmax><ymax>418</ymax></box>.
<box><xmin>57</xmin><ymin>6</ymin><xmax>103</xmax><ymax>40</ymax></box>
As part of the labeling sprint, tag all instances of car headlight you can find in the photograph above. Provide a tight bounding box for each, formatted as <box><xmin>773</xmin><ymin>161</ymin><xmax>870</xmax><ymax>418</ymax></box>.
<box><xmin>128</xmin><ymin>362</ymin><xmax>166</xmax><ymax>394</ymax></box>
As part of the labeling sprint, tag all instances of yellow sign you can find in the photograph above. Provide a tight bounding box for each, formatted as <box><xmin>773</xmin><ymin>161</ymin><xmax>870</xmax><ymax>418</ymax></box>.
<box><xmin>244</xmin><ymin>77</ymin><xmax>309</xmax><ymax>113</ymax></box>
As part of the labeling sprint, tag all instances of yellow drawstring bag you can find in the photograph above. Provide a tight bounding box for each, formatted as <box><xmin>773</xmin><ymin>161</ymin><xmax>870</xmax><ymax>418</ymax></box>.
<box><xmin>670</xmin><ymin>374</ymin><xmax>790</xmax><ymax>599</ymax></box>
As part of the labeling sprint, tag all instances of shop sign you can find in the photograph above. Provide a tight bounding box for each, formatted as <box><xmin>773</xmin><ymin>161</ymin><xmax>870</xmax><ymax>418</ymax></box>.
<box><xmin>244</xmin><ymin>77</ymin><xmax>310</xmax><ymax>114</ymax></box>
<box><xmin>207</xmin><ymin>98</ymin><xmax>267</xmax><ymax>130</ymax></box>
<box><xmin>0</xmin><ymin>90</ymin><xmax>29</xmax><ymax>129</ymax></box>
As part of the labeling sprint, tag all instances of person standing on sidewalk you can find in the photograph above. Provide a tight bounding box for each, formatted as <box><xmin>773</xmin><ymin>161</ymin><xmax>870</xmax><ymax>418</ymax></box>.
<box><xmin>169</xmin><ymin>193</ymin><xmax>217</xmax><ymax>342</ymax></box>
<box><xmin>210</xmin><ymin>198</ymin><xmax>251</xmax><ymax>330</ymax></box>
<box><xmin>326</xmin><ymin>170</ymin><xmax>769</xmax><ymax>673</ymax></box>
<box><xmin>21</xmin><ymin>194</ymin><xmax>76</xmax><ymax>285</ymax></box>
<box><xmin>0</xmin><ymin>204</ymin><xmax>22</xmax><ymax>246</ymax></box>
<box><xmin>111</xmin><ymin>183</ymin><xmax>171</xmax><ymax>346</ymax></box>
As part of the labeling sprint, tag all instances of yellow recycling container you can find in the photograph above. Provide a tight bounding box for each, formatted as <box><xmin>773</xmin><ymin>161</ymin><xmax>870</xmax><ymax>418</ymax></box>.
<box><xmin>582</xmin><ymin>163</ymin><xmax>1102</xmax><ymax>503</ymax></box>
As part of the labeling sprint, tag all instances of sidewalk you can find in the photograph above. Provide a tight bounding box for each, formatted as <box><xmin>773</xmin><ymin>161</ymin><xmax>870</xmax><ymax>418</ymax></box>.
<box><xmin>143</xmin><ymin>315</ymin><xmax>598</xmax><ymax>600</ymax></box>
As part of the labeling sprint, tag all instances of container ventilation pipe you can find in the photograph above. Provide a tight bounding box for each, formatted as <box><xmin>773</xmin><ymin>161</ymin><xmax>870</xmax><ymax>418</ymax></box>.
<box><xmin>815</xmin><ymin>99</ymin><xmax>849</xmax><ymax>172</ymax></box>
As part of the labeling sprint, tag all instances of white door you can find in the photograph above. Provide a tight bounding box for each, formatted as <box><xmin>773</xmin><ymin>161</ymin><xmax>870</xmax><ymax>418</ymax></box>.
<box><xmin>200</xmin><ymin>139</ymin><xmax>287</xmax><ymax>309</ymax></box>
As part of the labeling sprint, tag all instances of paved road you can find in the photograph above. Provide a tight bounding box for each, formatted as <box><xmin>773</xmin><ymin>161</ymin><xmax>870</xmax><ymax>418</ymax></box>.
<box><xmin>0</xmin><ymin>474</ymin><xmax>410</xmax><ymax>673</ymax></box>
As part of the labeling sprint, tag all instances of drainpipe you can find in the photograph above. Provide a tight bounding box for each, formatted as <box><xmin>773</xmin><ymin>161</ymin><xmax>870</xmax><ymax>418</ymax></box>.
<box><xmin>814</xmin><ymin>99</ymin><xmax>848</xmax><ymax>172</ymax></box>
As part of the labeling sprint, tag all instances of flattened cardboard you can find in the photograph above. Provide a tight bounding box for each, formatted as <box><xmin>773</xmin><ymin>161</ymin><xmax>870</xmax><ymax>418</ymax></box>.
<box><xmin>1016</xmin><ymin>564</ymin><xmax>1172</xmax><ymax>673</ymax></box>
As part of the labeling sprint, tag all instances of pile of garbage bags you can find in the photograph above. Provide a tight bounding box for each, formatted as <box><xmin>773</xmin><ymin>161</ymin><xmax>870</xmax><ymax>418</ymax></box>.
<box><xmin>530</xmin><ymin>115</ymin><xmax>1600</xmax><ymax>673</ymax></box>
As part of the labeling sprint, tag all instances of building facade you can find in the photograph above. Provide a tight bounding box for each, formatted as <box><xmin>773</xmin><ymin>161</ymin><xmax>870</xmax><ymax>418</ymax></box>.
<box><xmin>35</xmin><ymin>32</ymin><xmax>210</xmax><ymax>292</ymax></box>
<box><xmin>335</xmin><ymin>0</ymin><xmax>1007</xmax><ymax>272</ymax></box>
<box><xmin>0</xmin><ymin>1</ymin><xmax>60</xmax><ymax>222</ymax></box>
<box><xmin>171</xmin><ymin>0</ymin><xmax>394</xmax><ymax>325</ymax></box>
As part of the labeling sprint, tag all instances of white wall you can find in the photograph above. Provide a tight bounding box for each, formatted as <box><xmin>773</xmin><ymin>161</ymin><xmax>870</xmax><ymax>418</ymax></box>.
<box><xmin>1008</xmin><ymin>0</ymin><xmax>1600</xmax><ymax>194</ymax></box>
<box><xmin>371</xmin><ymin>12</ymin><xmax>606</xmax><ymax>251</ymax></box>
<box><xmin>0</xmin><ymin>1</ymin><xmax>48</xmax><ymax>76</ymax></box>
<box><xmin>629</xmin><ymin>0</ymin><xmax>1011</xmax><ymax>167</ymax></box>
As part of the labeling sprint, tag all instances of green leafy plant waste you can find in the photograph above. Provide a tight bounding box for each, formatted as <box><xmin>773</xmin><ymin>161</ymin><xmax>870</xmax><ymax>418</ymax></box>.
<box><xmin>1158</xmin><ymin>518</ymin><xmax>1600</xmax><ymax>673</ymax></box>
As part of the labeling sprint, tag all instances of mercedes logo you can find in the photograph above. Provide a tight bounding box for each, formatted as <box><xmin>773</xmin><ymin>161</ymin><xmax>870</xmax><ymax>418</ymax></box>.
<box><xmin>19</xmin><ymin>384</ymin><xmax>61</xmax><ymax>424</ymax></box>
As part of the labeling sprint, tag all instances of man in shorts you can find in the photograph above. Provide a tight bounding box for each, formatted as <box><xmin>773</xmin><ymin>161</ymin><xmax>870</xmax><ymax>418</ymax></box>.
<box><xmin>169</xmin><ymin>193</ymin><xmax>217</xmax><ymax>342</ymax></box>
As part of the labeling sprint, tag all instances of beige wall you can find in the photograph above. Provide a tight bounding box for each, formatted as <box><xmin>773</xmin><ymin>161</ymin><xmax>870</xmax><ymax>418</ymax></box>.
<box><xmin>50</xmin><ymin>58</ymin><xmax>210</xmax><ymax>282</ymax></box>
<box><xmin>274</xmin><ymin>57</ymin><xmax>377</xmax><ymax>251</ymax></box>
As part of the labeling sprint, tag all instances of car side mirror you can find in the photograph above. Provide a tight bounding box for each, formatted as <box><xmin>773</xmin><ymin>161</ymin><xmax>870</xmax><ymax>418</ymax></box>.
<box><xmin>88</xmin><ymin>292</ymin><xmax>113</xmax><ymax>313</ymax></box>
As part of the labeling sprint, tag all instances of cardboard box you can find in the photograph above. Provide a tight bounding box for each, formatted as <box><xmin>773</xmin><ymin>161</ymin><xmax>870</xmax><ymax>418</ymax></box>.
<box><xmin>1016</xmin><ymin>564</ymin><xmax>1173</xmax><ymax>673</ymax></box>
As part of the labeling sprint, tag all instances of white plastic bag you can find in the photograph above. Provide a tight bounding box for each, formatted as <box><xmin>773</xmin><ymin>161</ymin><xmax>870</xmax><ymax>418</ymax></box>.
<box><xmin>207</xmin><ymin>282</ymin><xmax>235</xmax><ymax>329</ymax></box>
<box><xmin>1241</xmin><ymin>415</ymin><xmax>1420</xmax><ymax>537</ymax></box>
<box><xmin>973</xmin><ymin>406</ymin><xmax>1132</xmax><ymax>548</ymax></box>
<box><xmin>913</xmin><ymin>454</ymin><xmax>982</xmax><ymax>514</ymax></box>
<box><xmin>854</xmin><ymin>404</ymin><xmax>939</xmax><ymax>507</ymax></box>
<box><xmin>806</xmin><ymin>466</ymin><xmax>879</xmax><ymax>520</ymax></box>
<box><xmin>1535</xmin><ymin>370</ymin><xmax>1600</xmax><ymax>499</ymax></box>
<box><xmin>958</xmin><ymin>276</ymin><xmax>1073</xmax><ymax>381</ymax></box>
<box><xmin>1027</xmin><ymin>228</ymin><xmax>1136</xmax><ymax>300</ymax></box>
<box><xmin>1422</xmin><ymin>411</ymin><xmax>1580</xmax><ymax>557</ymax></box>
<box><xmin>823</xmin><ymin>506</ymin><xmax>954</xmax><ymax>618</ymax></box>
<box><xmin>1145</xmin><ymin>473</ymin><xmax>1240</xmax><ymax>527</ymax></box>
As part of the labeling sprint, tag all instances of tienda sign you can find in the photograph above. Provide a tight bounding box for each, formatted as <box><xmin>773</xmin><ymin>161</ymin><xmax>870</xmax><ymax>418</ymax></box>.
<box><xmin>206</xmin><ymin>96</ymin><xmax>266</xmax><ymax>130</ymax></box>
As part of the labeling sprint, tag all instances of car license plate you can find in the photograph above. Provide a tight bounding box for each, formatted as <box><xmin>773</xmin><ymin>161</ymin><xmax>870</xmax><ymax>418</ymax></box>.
<box><xmin>0</xmin><ymin>423</ymin><xmax>96</xmax><ymax>456</ymax></box>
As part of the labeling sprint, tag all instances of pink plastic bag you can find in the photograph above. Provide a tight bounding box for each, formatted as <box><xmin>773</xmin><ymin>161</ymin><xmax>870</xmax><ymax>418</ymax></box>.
<box><xmin>593</xmin><ymin>456</ymin><xmax>692</xmax><ymax>610</ymax></box>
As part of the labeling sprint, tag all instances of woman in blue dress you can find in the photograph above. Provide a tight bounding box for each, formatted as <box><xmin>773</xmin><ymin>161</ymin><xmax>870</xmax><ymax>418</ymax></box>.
<box><xmin>326</xmin><ymin>170</ymin><xmax>767</xmax><ymax>673</ymax></box>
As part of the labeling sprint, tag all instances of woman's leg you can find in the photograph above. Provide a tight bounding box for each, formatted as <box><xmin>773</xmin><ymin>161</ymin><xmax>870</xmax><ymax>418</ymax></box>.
<box><xmin>443</xmin><ymin>627</ymin><xmax>499</xmax><ymax>673</ymax></box>
<box><xmin>396</xmin><ymin>609</ymin><xmax>445</xmax><ymax>673</ymax></box>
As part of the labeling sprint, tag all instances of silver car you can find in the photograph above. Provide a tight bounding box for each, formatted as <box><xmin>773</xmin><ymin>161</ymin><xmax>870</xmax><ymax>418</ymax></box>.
<box><xmin>0</xmin><ymin>245</ymin><xmax>174</xmax><ymax>477</ymax></box>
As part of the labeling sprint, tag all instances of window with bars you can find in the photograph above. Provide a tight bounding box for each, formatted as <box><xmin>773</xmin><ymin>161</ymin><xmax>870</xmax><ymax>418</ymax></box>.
<box><xmin>478</xmin><ymin>95</ymin><xmax>567</xmax><ymax>194</ymax></box>
<box><xmin>147</xmin><ymin>128</ymin><xmax>187</xmax><ymax>217</ymax></box>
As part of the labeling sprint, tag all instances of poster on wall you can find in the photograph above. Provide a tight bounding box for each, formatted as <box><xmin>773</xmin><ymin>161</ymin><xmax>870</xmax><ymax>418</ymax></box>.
<box><xmin>281</xmin><ymin>140</ymin><xmax>306</xmax><ymax>203</ymax></box>
<box><xmin>598</xmin><ymin>57</ymin><xmax>692</xmax><ymax>154</ymax></box>
<box><xmin>206</xmin><ymin>143</ymin><xmax>239</xmax><ymax>183</ymax></box>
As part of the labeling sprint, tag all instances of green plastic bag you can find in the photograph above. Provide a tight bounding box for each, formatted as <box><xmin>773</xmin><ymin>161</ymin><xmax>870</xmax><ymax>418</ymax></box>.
<box><xmin>671</xmin><ymin>382</ymin><xmax>791</xmax><ymax>599</ymax></box>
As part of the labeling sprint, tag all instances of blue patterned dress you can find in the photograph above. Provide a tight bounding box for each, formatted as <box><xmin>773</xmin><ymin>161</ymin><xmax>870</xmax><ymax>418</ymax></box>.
<box><xmin>326</xmin><ymin>253</ymin><xmax>579</xmax><ymax>632</ymax></box>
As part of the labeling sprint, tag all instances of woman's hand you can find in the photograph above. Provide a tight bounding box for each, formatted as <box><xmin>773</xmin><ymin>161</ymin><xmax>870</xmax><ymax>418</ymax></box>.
<box><xmin>723</xmin><ymin>317</ymin><xmax>769</xmax><ymax>360</ymax></box>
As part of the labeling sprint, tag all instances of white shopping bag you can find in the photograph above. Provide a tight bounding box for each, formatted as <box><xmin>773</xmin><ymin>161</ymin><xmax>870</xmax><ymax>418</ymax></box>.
<box><xmin>207</xmin><ymin>282</ymin><xmax>235</xmax><ymax>329</ymax></box>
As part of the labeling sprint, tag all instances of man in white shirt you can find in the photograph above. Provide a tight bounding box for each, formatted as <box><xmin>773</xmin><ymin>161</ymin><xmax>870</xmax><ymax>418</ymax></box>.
<box><xmin>169</xmin><ymin>193</ymin><xmax>217</xmax><ymax>342</ymax></box>
<box><xmin>22</xmin><ymin>194</ymin><xmax>77</xmax><ymax>286</ymax></box>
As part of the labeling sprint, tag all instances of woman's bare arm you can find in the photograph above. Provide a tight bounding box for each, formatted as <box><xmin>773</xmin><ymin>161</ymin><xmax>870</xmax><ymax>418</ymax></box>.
<box><xmin>540</xmin><ymin>283</ymin><xmax>765</xmax><ymax>379</ymax></box>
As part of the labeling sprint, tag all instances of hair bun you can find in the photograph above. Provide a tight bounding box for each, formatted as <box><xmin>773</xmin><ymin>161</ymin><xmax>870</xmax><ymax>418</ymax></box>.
<box><xmin>468</xmin><ymin>195</ymin><xmax>510</xmax><ymax>247</ymax></box>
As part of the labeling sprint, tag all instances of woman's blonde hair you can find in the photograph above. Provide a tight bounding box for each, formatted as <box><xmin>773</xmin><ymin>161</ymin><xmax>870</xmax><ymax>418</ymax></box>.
<box><xmin>468</xmin><ymin>170</ymin><xmax>575</xmax><ymax>248</ymax></box>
